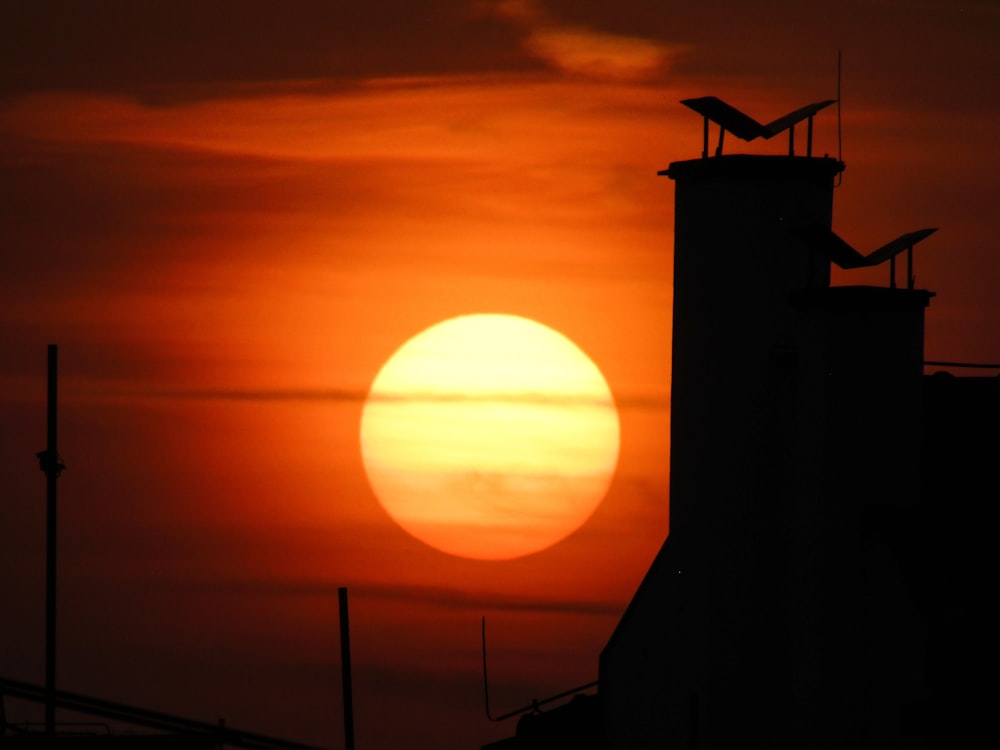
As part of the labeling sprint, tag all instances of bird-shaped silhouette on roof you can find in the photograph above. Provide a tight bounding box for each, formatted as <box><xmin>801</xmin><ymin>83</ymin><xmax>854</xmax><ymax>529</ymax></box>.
<box><xmin>682</xmin><ymin>96</ymin><xmax>837</xmax><ymax>157</ymax></box>
<box><xmin>794</xmin><ymin>224</ymin><xmax>938</xmax><ymax>288</ymax></box>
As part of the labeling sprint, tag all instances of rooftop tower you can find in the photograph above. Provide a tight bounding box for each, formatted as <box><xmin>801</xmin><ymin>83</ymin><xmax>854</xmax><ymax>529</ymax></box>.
<box><xmin>599</xmin><ymin>96</ymin><xmax>936</xmax><ymax>750</ymax></box>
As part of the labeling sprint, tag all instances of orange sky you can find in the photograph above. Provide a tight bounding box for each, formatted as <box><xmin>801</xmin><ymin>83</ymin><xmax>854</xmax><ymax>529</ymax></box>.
<box><xmin>1</xmin><ymin>2</ymin><xmax>997</xmax><ymax>748</ymax></box>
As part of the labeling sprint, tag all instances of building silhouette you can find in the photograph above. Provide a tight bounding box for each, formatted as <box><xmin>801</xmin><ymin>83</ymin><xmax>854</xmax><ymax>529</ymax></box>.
<box><xmin>484</xmin><ymin>96</ymin><xmax>998</xmax><ymax>749</ymax></box>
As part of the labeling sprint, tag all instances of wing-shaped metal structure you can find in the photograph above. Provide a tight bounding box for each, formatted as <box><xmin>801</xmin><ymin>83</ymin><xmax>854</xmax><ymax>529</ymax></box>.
<box><xmin>863</xmin><ymin>228</ymin><xmax>939</xmax><ymax>267</ymax></box>
<box><xmin>793</xmin><ymin>224</ymin><xmax>938</xmax><ymax>288</ymax></box>
<box><xmin>763</xmin><ymin>100</ymin><xmax>837</xmax><ymax>138</ymax></box>
<box><xmin>680</xmin><ymin>96</ymin><xmax>768</xmax><ymax>141</ymax></box>
<box><xmin>792</xmin><ymin>224</ymin><xmax>869</xmax><ymax>269</ymax></box>
<box><xmin>681</xmin><ymin>96</ymin><xmax>838</xmax><ymax>157</ymax></box>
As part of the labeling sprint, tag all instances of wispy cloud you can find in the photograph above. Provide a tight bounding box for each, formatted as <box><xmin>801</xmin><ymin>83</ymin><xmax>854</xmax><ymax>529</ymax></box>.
<box><xmin>521</xmin><ymin>23</ymin><xmax>682</xmax><ymax>83</ymax></box>
<box><xmin>485</xmin><ymin>0</ymin><xmax>690</xmax><ymax>82</ymax></box>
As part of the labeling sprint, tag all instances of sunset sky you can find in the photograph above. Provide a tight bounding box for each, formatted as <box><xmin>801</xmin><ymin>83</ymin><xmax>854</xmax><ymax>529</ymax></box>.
<box><xmin>1</xmin><ymin>2</ymin><xmax>997</xmax><ymax>748</ymax></box>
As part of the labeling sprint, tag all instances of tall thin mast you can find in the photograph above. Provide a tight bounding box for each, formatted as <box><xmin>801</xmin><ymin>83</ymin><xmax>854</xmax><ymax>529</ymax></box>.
<box><xmin>338</xmin><ymin>587</ymin><xmax>355</xmax><ymax>750</ymax></box>
<box><xmin>38</xmin><ymin>344</ymin><xmax>65</xmax><ymax>735</ymax></box>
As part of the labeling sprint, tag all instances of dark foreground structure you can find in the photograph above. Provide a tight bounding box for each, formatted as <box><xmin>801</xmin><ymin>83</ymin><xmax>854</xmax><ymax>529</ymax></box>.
<box><xmin>485</xmin><ymin>97</ymin><xmax>998</xmax><ymax>749</ymax></box>
<box><xmin>3</xmin><ymin>343</ymin><xmax>357</xmax><ymax>750</ymax></box>
<box><xmin>0</xmin><ymin>675</ymin><xmax>325</xmax><ymax>750</ymax></box>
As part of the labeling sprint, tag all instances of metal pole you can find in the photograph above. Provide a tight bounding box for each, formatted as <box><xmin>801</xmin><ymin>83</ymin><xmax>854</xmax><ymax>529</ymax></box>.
<box><xmin>338</xmin><ymin>587</ymin><xmax>355</xmax><ymax>750</ymax></box>
<box><xmin>44</xmin><ymin>344</ymin><xmax>59</xmax><ymax>735</ymax></box>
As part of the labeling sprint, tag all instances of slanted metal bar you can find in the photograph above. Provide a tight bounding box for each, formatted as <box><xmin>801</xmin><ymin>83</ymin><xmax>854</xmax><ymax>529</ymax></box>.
<box><xmin>791</xmin><ymin>224</ymin><xmax>868</xmax><ymax>269</ymax></box>
<box><xmin>482</xmin><ymin>617</ymin><xmax>597</xmax><ymax>723</ymax></box>
<box><xmin>807</xmin><ymin>115</ymin><xmax>815</xmax><ymax>156</ymax></box>
<box><xmin>0</xmin><ymin>676</ymin><xmax>328</xmax><ymax>750</ymax></box>
<box><xmin>492</xmin><ymin>680</ymin><xmax>600</xmax><ymax>722</ymax></box>
<box><xmin>863</xmin><ymin>228</ymin><xmax>937</xmax><ymax>267</ymax></box>
<box><xmin>890</xmin><ymin>255</ymin><xmax>897</xmax><ymax>289</ymax></box>
<box><xmin>715</xmin><ymin>126</ymin><xmax>725</xmax><ymax>157</ymax></box>
<box><xmin>763</xmin><ymin>100</ymin><xmax>837</xmax><ymax>138</ymax></box>
<box><xmin>682</xmin><ymin>96</ymin><xmax>767</xmax><ymax>141</ymax></box>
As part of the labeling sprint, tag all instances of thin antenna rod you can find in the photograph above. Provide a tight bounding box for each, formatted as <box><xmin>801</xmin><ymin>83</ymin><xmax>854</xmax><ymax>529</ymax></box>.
<box><xmin>835</xmin><ymin>49</ymin><xmax>844</xmax><ymax>187</ymax></box>
<box><xmin>338</xmin><ymin>588</ymin><xmax>355</xmax><ymax>750</ymax></box>
<box><xmin>481</xmin><ymin>616</ymin><xmax>598</xmax><ymax>723</ymax></box>
<box><xmin>482</xmin><ymin>617</ymin><xmax>496</xmax><ymax>721</ymax></box>
<box><xmin>41</xmin><ymin>344</ymin><xmax>61</xmax><ymax>736</ymax></box>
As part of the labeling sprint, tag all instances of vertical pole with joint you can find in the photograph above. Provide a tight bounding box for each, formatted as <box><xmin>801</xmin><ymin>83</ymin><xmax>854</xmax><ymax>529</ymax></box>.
<box><xmin>42</xmin><ymin>344</ymin><xmax>60</xmax><ymax>736</ymax></box>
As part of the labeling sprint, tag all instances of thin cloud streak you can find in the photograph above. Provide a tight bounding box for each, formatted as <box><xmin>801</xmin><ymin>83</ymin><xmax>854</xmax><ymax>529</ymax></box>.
<box><xmin>163</xmin><ymin>577</ymin><xmax>626</xmax><ymax>617</ymax></box>
<box><xmin>360</xmin><ymin>581</ymin><xmax>625</xmax><ymax>617</ymax></box>
<box><xmin>131</xmin><ymin>386</ymin><xmax>670</xmax><ymax>411</ymax></box>
<box><xmin>0</xmin><ymin>78</ymin><xmax>684</xmax><ymax>165</ymax></box>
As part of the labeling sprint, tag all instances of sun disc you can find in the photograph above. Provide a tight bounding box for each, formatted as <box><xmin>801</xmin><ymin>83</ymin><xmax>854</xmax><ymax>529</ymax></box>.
<box><xmin>360</xmin><ymin>314</ymin><xmax>620</xmax><ymax>560</ymax></box>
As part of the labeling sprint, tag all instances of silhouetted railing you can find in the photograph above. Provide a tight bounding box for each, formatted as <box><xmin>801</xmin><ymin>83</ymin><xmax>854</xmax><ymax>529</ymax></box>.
<box><xmin>0</xmin><ymin>676</ymin><xmax>329</xmax><ymax>750</ymax></box>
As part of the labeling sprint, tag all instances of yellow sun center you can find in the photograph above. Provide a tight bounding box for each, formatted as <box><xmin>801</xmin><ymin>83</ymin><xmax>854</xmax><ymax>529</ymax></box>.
<box><xmin>359</xmin><ymin>314</ymin><xmax>620</xmax><ymax>560</ymax></box>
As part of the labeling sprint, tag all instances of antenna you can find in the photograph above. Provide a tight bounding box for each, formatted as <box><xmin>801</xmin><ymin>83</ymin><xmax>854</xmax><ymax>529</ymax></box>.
<box><xmin>482</xmin><ymin>617</ymin><xmax>496</xmax><ymax>721</ymax></box>
<box><xmin>481</xmin><ymin>616</ymin><xmax>598</xmax><ymax>723</ymax></box>
<box><xmin>36</xmin><ymin>344</ymin><xmax>66</xmax><ymax>736</ymax></box>
<box><xmin>338</xmin><ymin>588</ymin><xmax>355</xmax><ymax>750</ymax></box>
<box><xmin>835</xmin><ymin>49</ymin><xmax>844</xmax><ymax>187</ymax></box>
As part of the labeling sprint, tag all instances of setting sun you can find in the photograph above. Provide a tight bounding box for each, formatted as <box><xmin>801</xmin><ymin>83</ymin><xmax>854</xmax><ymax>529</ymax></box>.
<box><xmin>359</xmin><ymin>314</ymin><xmax>620</xmax><ymax>560</ymax></box>
<box><xmin>1</xmin><ymin>2</ymin><xmax>993</xmax><ymax>747</ymax></box>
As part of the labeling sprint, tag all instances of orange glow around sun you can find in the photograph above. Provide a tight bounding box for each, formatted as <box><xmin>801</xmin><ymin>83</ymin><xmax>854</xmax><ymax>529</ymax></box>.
<box><xmin>359</xmin><ymin>314</ymin><xmax>621</xmax><ymax>560</ymax></box>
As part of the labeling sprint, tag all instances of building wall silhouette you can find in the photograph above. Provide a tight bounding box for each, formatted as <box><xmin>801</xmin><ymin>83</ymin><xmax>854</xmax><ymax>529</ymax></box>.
<box><xmin>601</xmin><ymin>151</ymin><xmax>934</xmax><ymax>749</ymax></box>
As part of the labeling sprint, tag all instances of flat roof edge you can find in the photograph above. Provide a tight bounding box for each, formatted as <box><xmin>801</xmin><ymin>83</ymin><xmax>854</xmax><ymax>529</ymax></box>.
<box><xmin>660</xmin><ymin>154</ymin><xmax>845</xmax><ymax>181</ymax></box>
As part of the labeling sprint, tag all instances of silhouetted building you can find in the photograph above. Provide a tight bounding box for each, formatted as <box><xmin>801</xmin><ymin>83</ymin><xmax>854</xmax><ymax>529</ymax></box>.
<box><xmin>895</xmin><ymin>372</ymin><xmax>998</xmax><ymax>745</ymax></box>
<box><xmin>599</xmin><ymin>99</ymin><xmax>991</xmax><ymax>750</ymax></box>
<box><xmin>482</xmin><ymin>95</ymin><xmax>997</xmax><ymax>750</ymax></box>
